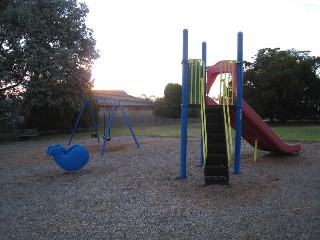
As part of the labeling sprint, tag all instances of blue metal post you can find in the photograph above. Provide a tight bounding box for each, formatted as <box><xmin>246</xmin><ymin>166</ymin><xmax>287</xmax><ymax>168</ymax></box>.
<box><xmin>180</xmin><ymin>29</ymin><xmax>188</xmax><ymax>179</ymax></box>
<box><xmin>87</xmin><ymin>99</ymin><xmax>100</xmax><ymax>143</ymax></box>
<box><xmin>202</xmin><ymin>42</ymin><xmax>207</xmax><ymax>98</ymax></box>
<box><xmin>118</xmin><ymin>100</ymin><xmax>140</xmax><ymax>148</ymax></box>
<box><xmin>101</xmin><ymin>100</ymin><xmax>117</xmax><ymax>156</ymax></box>
<box><xmin>200</xmin><ymin>41</ymin><xmax>207</xmax><ymax>167</ymax></box>
<box><xmin>68</xmin><ymin>98</ymin><xmax>89</xmax><ymax>145</ymax></box>
<box><xmin>234</xmin><ymin>32</ymin><xmax>243</xmax><ymax>174</ymax></box>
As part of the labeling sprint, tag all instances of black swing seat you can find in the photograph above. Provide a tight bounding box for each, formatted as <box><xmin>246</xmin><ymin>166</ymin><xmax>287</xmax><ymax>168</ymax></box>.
<box><xmin>104</xmin><ymin>136</ymin><xmax>111</xmax><ymax>141</ymax></box>
<box><xmin>91</xmin><ymin>133</ymin><xmax>98</xmax><ymax>138</ymax></box>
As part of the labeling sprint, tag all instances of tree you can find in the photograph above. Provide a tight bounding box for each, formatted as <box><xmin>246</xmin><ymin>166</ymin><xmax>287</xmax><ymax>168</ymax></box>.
<box><xmin>139</xmin><ymin>94</ymin><xmax>156</xmax><ymax>102</ymax></box>
<box><xmin>0</xmin><ymin>0</ymin><xmax>99</xmax><ymax>130</ymax></box>
<box><xmin>243</xmin><ymin>48</ymin><xmax>320</xmax><ymax>122</ymax></box>
<box><xmin>154</xmin><ymin>83</ymin><xmax>182</xmax><ymax>119</ymax></box>
<box><xmin>154</xmin><ymin>83</ymin><xmax>199</xmax><ymax>119</ymax></box>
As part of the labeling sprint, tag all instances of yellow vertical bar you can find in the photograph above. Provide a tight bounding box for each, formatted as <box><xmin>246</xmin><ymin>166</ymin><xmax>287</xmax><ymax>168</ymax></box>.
<box><xmin>196</xmin><ymin>60</ymin><xmax>200</xmax><ymax>104</ymax></box>
<box><xmin>231</xmin><ymin>61</ymin><xmax>234</xmax><ymax>105</ymax></box>
<box><xmin>219</xmin><ymin>62</ymin><xmax>222</xmax><ymax>104</ymax></box>
<box><xmin>254</xmin><ymin>139</ymin><xmax>258</xmax><ymax>161</ymax></box>
<box><xmin>190</xmin><ymin>62</ymin><xmax>194</xmax><ymax>104</ymax></box>
<box><xmin>226</xmin><ymin>64</ymin><xmax>233</xmax><ymax>165</ymax></box>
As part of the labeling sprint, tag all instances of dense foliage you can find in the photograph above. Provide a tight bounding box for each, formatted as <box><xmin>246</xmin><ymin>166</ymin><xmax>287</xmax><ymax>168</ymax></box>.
<box><xmin>243</xmin><ymin>48</ymin><xmax>320</xmax><ymax>122</ymax></box>
<box><xmin>154</xmin><ymin>83</ymin><xmax>182</xmax><ymax>119</ymax></box>
<box><xmin>0</xmin><ymin>0</ymin><xmax>99</xmax><ymax>131</ymax></box>
<box><xmin>154</xmin><ymin>83</ymin><xmax>198</xmax><ymax>119</ymax></box>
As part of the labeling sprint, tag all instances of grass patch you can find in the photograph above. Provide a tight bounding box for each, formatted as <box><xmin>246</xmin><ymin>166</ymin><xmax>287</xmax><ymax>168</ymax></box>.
<box><xmin>271</xmin><ymin>126</ymin><xmax>320</xmax><ymax>142</ymax></box>
<box><xmin>2</xmin><ymin>123</ymin><xmax>319</xmax><ymax>143</ymax></box>
<box><xmin>127</xmin><ymin>123</ymin><xmax>319</xmax><ymax>142</ymax></box>
<box><xmin>90</xmin><ymin>123</ymin><xmax>320</xmax><ymax>142</ymax></box>
<box><xmin>102</xmin><ymin>122</ymin><xmax>202</xmax><ymax>138</ymax></box>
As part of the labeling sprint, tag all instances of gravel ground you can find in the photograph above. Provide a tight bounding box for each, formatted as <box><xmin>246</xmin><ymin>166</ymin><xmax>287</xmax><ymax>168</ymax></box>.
<box><xmin>0</xmin><ymin>136</ymin><xmax>319</xmax><ymax>239</ymax></box>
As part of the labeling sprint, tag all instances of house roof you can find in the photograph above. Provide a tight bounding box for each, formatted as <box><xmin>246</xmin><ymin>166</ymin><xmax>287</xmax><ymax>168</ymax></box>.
<box><xmin>92</xmin><ymin>90</ymin><xmax>154</xmax><ymax>106</ymax></box>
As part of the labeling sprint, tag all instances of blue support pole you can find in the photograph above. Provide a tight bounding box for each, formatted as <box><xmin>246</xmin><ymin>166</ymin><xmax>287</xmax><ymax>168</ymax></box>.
<box><xmin>101</xmin><ymin>99</ymin><xmax>140</xmax><ymax>156</ymax></box>
<box><xmin>68</xmin><ymin>98</ymin><xmax>89</xmax><ymax>145</ymax></box>
<box><xmin>202</xmin><ymin>42</ymin><xmax>207</xmax><ymax>98</ymax></box>
<box><xmin>180</xmin><ymin>29</ymin><xmax>188</xmax><ymax>179</ymax></box>
<box><xmin>234</xmin><ymin>32</ymin><xmax>243</xmax><ymax>174</ymax></box>
<box><xmin>118</xmin><ymin>100</ymin><xmax>140</xmax><ymax>148</ymax></box>
<box><xmin>87</xmin><ymin>99</ymin><xmax>100</xmax><ymax>143</ymax></box>
<box><xmin>200</xmin><ymin>41</ymin><xmax>207</xmax><ymax>167</ymax></box>
<box><xmin>101</xmin><ymin>100</ymin><xmax>117</xmax><ymax>156</ymax></box>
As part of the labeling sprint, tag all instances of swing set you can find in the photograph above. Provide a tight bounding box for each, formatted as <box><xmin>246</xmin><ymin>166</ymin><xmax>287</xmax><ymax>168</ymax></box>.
<box><xmin>68</xmin><ymin>97</ymin><xmax>140</xmax><ymax>155</ymax></box>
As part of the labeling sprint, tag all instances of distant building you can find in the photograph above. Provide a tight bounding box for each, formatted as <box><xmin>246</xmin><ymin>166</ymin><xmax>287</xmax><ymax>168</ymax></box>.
<box><xmin>92</xmin><ymin>90</ymin><xmax>155</xmax><ymax>126</ymax></box>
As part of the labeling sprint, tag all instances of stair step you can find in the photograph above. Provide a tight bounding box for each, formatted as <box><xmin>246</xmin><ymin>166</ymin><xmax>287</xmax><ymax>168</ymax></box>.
<box><xmin>205</xmin><ymin>105</ymin><xmax>223</xmax><ymax>114</ymax></box>
<box><xmin>206</xmin><ymin>153</ymin><xmax>228</xmax><ymax>159</ymax></box>
<box><xmin>205</xmin><ymin>114</ymin><xmax>225</xmax><ymax>124</ymax></box>
<box><xmin>205</xmin><ymin>167</ymin><xmax>228</xmax><ymax>175</ymax></box>
<box><xmin>204</xmin><ymin>168</ymin><xmax>229</xmax><ymax>175</ymax></box>
<box><xmin>205</xmin><ymin>164</ymin><xmax>228</xmax><ymax>169</ymax></box>
<box><xmin>207</xmin><ymin>133</ymin><xmax>226</xmax><ymax>143</ymax></box>
<box><xmin>204</xmin><ymin>171</ymin><xmax>228</xmax><ymax>178</ymax></box>
<box><xmin>205</xmin><ymin>160</ymin><xmax>228</xmax><ymax>170</ymax></box>
<box><xmin>204</xmin><ymin>175</ymin><xmax>229</xmax><ymax>185</ymax></box>
<box><xmin>206</xmin><ymin>124</ymin><xmax>225</xmax><ymax>134</ymax></box>
<box><xmin>207</xmin><ymin>144</ymin><xmax>227</xmax><ymax>154</ymax></box>
<box><xmin>206</xmin><ymin>156</ymin><xmax>228</xmax><ymax>165</ymax></box>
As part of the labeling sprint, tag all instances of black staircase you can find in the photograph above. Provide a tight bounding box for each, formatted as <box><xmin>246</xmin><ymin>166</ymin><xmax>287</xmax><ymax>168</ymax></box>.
<box><xmin>204</xmin><ymin>105</ymin><xmax>229</xmax><ymax>185</ymax></box>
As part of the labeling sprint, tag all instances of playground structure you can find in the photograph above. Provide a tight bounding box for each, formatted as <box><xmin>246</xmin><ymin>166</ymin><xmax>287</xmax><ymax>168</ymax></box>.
<box><xmin>68</xmin><ymin>97</ymin><xmax>140</xmax><ymax>156</ymax></box>
<box><xmin>180</xmin><ymin>29</ymin><xmax>301</xmax><ymax>185</ymax></box>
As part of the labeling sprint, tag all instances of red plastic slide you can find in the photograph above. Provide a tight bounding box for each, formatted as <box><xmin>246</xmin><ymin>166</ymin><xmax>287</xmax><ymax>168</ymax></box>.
<box><xmin>231</xmin><ymin>100</ymin><xmax>301</xmax><ymax>153</ymax></box>
<box><xmin>207</xmin><ymin>97</ymin><xmax>301</xmax><ymax>153</ymax></box>
<box><xmin>206</xmin><ymin>61</ymin><xmax>301</xmax><ymax>154</ymax></box>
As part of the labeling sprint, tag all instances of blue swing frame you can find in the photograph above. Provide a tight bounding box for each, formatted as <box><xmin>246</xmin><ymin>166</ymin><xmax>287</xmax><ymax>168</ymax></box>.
<box><xmin>68</xmin><ymin>97</ymin><xmax>140</xmax><ymax>156</ymax></box>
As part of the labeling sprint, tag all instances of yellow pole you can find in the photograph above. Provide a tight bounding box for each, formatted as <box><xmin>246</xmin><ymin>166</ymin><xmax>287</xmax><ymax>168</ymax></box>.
<box><xmin>254</xmin><ymin>139</ymin><xmax>258</xmax><ymax>161</ymax></box>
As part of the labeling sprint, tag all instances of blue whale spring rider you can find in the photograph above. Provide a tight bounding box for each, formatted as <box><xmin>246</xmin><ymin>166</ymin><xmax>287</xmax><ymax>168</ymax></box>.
<box><xmin>47</xmin><ymin>144</ymin><xmax>90</xmax><ymax>171</ymax></box>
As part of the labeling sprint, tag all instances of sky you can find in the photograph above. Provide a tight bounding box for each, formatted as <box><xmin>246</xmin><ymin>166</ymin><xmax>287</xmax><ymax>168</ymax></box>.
<box><xmin>81</xmin><ymin>0</ymin><xmax>320</xmax><ymax>98</ymax></box>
